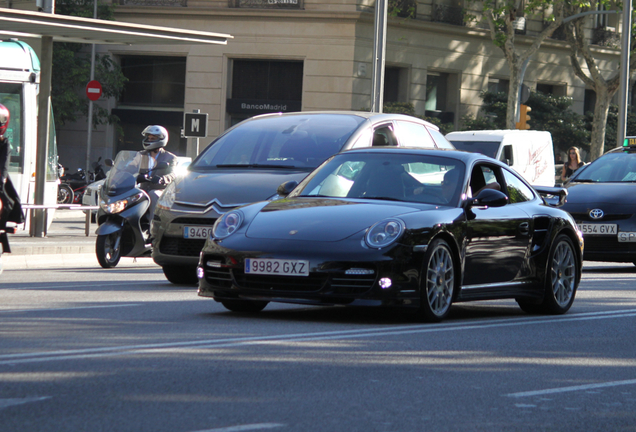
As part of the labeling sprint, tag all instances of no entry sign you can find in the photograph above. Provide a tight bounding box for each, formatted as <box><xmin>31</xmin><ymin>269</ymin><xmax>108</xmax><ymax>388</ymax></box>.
<box><xmin>86</xmin><ymin>80</ymin><xmax>102</xmax><ymax>101</ymax></box>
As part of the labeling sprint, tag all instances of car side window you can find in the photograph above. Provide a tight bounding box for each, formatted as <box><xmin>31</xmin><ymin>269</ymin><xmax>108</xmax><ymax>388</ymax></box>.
<box><xmin>469</xmin><ymin>164</ymin><xmax>502</xmax><ymax>197</ymax></box>
<box><xmin>372</xmin><ymin>125</ymin><xmax>398</xmax><ymax>147</ymax></box>
<box><xmin>426</xmin><ymin>127</ymin><xmax>455</xmax><ymax>149</ymax></box>
<box><xmin>395</xmin><ymin>121</ymin><xmax>437</xmax><ymax>148</ymax></box>
<box><xmin>502</xmin><ymin>168</ymin><xmax>535</xmax><ymax>204</ymax></box>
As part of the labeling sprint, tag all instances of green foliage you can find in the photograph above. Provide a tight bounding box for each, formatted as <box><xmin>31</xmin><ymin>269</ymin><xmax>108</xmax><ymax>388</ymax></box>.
<box><xmin>52</xmin><ymin>0</ymin><xmax>127</xmax><ymax>127</ymax></box>
<box><xmin>383</xmin><ymin>102</ymin><xmax>454</xmax><ymax>134</ymax></box>
<box><xmin>597</xmin><ymin>105</ymin><xmax>636</xmax><ymax>153</ymax></box>
<box><xmin>460</xmin><ymin>91</ymin><xmax>590</xmax><ymax>155</ymax></box>
<box><xmin>388</xmin><ymin>0</ymin><xmax>417</xmax><ymax>18</ymax></box>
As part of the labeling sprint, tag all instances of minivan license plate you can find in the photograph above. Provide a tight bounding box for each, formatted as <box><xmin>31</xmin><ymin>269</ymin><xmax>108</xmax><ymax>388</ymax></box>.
<box><xmin>577</xmin><ymin>223</ymin><xmax>617</xmax><ymax>235</ymax></box>
<box><xmin>183</xmin><ymin>226</ymin><xmax>213</xmax><ymax>239</ymax></box>
<box><xmin>245</xmin><ymin>258</ymin><xmax>309</xmax><ymax>276</ymax></box>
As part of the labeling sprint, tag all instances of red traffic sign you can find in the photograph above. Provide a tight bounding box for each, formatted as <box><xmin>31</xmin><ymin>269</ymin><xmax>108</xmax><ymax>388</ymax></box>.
<box><xmin>86</xmin><ymin>80</ymin><xmax>102</xmax><ymax>101</ymax></box>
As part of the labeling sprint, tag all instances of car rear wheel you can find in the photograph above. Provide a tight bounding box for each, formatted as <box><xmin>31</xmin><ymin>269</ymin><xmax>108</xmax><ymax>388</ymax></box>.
<box><xmin>162</xmin><ymin>265</ymin><xmax>199</xmax><ymax>285</ymax></box>
<box><xmin>518</xmin><ymin>234</ymin><xmax>578</xmax><ymax>315</ymax></box>
<box><xmin>418</xmin><ymin>238</ymin><xmax>456</xmax><ymax>322</ymax></box>
<box><xmin>221</xmin><ymin>299</ymin><xmax>269</xmax><ymax>313</ymax></box>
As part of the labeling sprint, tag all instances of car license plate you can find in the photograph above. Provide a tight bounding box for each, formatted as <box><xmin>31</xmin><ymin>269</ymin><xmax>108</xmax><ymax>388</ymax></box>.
<box><xmin>183</xmin><ymin>226</ymin><xmax>213</xmax><ymax>239</ymax></box>
<box><xmin>245</xmin><ymin>258</ymin><xmax>309</xmax><ymax>276</ymax></box>
<box><xmin>577</xmin><ymin>223</ymin><xmax>617</xmax><ymax>235</ymax></box>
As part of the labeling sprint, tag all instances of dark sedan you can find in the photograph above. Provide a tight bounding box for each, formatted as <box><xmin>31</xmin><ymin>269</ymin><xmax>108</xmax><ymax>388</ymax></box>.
<box><xmin>561</xmin><ymin>144</ymin><xmax>636</xmax><ymax>264</ymax></box>
<box><xmin>197</xmin><ymin>147</ymin><xmax>583</xmax><ymax>322</ymax></box>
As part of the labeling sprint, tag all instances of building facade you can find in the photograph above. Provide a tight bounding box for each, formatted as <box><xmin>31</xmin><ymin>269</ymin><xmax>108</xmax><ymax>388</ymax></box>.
<box><xmin>52</xmin><ymin>0</ymin><xmax>625</xmax><ymax>168</ymax></box>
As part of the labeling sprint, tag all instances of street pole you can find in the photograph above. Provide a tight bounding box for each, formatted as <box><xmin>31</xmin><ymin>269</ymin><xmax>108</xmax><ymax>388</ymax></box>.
<box><xmin>85</xmin><ymin>0</ymin><xmax>98</xmax><ymax>180</ymax></box>
<box><xmin>370</xmin><ymin>0</ymin><xmax>387</xmax><ymax>113</ymax></box>
<box><xmin>617</xmin><ymin>1</ymin><xmax>632</xmax><ymax>148</ymax></box>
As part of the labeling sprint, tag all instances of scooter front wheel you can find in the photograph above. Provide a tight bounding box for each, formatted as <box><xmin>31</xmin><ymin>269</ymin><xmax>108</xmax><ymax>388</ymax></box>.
<box><xmin>57</xmin><ymin>184</ymin><xmax>73</xmax><ymax>204</ymax></box>
<box><xmin>96</xmin><ymin>232</ymin><xmax>122</xmax><ymax>268</ymax></box>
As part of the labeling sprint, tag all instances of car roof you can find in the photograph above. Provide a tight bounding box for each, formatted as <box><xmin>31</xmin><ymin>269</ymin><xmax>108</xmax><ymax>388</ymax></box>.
<box><xmin>247</xmin><ymin>110</ymin><xmax>441</xmax><ymax>131</ymax></box>
<box><xmin>339</xmin><ymin>146</ymin><xmax>497</xmax><ymax>164</ymax></box>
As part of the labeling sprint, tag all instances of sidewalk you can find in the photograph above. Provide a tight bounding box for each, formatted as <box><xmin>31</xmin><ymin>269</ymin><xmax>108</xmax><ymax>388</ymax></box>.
<box><xmin>3</xmin><ymin>209</ymin><xmax>156</xmax><ymax>269</ymax></box>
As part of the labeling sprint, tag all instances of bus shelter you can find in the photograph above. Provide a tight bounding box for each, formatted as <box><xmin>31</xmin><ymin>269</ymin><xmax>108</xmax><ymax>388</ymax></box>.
<box><xmin>0</xmin><ymin>7</ymin><xmax>232</xmax><ymax>237</ymax></box>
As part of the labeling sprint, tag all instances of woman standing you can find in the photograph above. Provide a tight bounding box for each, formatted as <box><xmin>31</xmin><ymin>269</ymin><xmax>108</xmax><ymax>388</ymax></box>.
<box><xmin>561</xmin><ymin>146</ymin><xmax>585</xmax><ymax>182</ymax></box>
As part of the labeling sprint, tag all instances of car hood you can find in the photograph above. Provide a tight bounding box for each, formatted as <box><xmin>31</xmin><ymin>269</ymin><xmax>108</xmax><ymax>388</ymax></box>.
<box><xmin>245</xmin><ymin>198</ymin><xmax>433</xmax><ymax>242</ymax></box>
<box><xmin>565</xmin><ymin>182</ymin><xmax>635</xmax><ymax>207</ymax></box>
<box><xmin>174</xmin><ymin>169</ymin><xmax>311</xmax><ymax>206</ymax></box>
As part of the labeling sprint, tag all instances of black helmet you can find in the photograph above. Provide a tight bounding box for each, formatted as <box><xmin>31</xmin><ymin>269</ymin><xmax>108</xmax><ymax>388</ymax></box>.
<box><xmin>141</xmin><ymin>125</ymin><xmax>168</xmax><ymax>151</ymax></box>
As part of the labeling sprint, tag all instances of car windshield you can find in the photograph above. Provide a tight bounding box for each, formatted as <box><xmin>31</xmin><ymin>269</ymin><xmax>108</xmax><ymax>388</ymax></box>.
<box><xmin>292</xmin><ymin>152</ymin><xmax>466</xmax><ymax>206</ymax></box>
<box><xmin>570</xmin><ymin>151</ymin><xmax>636</xmax><ymax>182</ymax></box>
<box><xmin>191</xmin><ymin>114</ymin><xmax>366</xmax><ymax>171</ymax></box>
<box><xmin>449</xmin><ymin>140</ymin><xmax>500</xmax><ymax>158</ymax></box>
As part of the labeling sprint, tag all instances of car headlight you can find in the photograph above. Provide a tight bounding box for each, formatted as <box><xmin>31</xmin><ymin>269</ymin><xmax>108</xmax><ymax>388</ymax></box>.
<box><xmin>100</xmin><ymin>192</ymin><xmax>145</xmax><ymax>214</ymax></box>
<box><xmin>365</xmin><ymin>218</ymin><xmax>405</xmax><ymax>249</ymax></box>
<box><xmin>212</xmin><ymin>210</ymin><xmax>244</xmax><ymax>239</ymax></box>
<box><xmin>157</xmin><ymin>181</ymin><xmax>176</xmax><ymax>210</ymax></box>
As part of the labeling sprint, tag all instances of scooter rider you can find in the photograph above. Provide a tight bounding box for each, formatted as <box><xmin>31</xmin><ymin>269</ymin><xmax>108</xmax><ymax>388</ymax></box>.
<box><xmin>134</xmin><ymin>125</ymin><xmax>177</xmax><ymax>233</ymax></box>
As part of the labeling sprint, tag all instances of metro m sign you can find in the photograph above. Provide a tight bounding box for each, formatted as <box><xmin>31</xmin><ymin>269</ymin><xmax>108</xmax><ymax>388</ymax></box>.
<box><xmin>183</xmin><ymin>112</ymin><xmax>208</xmax><ymax>138</ymax></box>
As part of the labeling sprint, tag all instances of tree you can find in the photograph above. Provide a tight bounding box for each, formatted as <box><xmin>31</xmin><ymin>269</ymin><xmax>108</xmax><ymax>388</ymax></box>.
<box><xmin>563</xmin><ymin>0</ymin><xmax>636</xmax><ymax>160</ymax></box>
<box><xmin>465</xmin><ymin>0</ymin><xmax>567</xmax><ymax>128</ymax></box>
<box><xmin>52</xmin><ymin>0</ymin><xmax>127</xmax><ymax>128</ymax></box>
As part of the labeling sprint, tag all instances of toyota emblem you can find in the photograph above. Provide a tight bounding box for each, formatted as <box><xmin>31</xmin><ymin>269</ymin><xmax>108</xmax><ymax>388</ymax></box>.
<box><xmin>589</xmin><ymin>209</ymin><xmax>604</xmax><ymax>219</ymax></box>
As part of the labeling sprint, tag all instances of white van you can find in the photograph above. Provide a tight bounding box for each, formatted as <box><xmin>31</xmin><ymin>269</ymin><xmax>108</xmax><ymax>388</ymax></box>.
<box><xmin>446</xmin><ymin>130</ymin><xmax>556</xmax><ymax>186</ymax></box>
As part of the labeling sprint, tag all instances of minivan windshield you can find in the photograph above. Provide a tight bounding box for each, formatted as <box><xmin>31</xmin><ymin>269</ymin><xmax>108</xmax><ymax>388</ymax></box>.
<box><xmin>191</xmin><ymin>114</ymin><xmax>366</xmax><ymax>171</ymax></box>
<box><xmin>449</xmin><ymin>140</ymin><xmax>500</xmax><ymax>158</ymax></box>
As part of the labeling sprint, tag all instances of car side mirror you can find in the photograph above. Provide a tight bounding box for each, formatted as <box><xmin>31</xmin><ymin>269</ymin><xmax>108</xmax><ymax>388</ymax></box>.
<box><xmin>471</xmin><ymin>188</ymin><xmax>508</xmax><ymax>208</ymax></box>
<box><xmin>105</xmin><ymin>158</ymin><xmax>114</xmax><ymax>167</ymax></box>
<box><xmin>277</xmin><ymin>180</ymin><xmax>298</xmax><ymax>197</ymax></box>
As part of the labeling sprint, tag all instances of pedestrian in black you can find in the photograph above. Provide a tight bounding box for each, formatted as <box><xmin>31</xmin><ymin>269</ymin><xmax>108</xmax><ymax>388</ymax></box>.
<box><xmin>0</xmin><ymin>103</ymin><xmax>25</xmax><ymax>255</ymax></box>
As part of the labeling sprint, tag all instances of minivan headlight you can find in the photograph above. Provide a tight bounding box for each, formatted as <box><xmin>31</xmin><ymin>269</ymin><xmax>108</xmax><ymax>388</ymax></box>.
<box><xmin>157</xmin><ymin>182</ymin><xmax>176</xmax><ymax>210</ymax></box>
<box><xmin>365</xmin><ymin>218</ymin><xmax>405</xmax><ymax>249</ymax></box>
<box><xmin>212</xmin><ymin>210</ymin><xmax>244</xmax><ymax>239</ymax></box>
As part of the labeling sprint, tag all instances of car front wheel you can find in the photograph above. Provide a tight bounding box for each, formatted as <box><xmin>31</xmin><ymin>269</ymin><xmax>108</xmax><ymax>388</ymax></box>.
<box><xmin>221</xmin><ymin>299</ymin><xmax>269</xmax><ymax>313</ymax></box>
<box><xmin>162</xmin><ymin>265</ymin><xmax>199</xmax><ymax>285</ymax></box>
<box><xmin>418</xmin><ymin>238</ymin><xmax>456</xmax><ymax>322</ymax></box>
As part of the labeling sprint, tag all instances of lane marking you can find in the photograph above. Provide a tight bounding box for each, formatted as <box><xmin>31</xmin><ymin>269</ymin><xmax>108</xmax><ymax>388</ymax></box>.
<box><xmin>0</xmin><ymin>303</ymin><xmax>142</xmax><ymax>314</ymax></box>
<box><xmin>506</xmin><ymin>379</ymin><xmax>636</xmax><ymax>398</ymax></box>
<box><xmin>191</xmin><ymin>423</ymin><xmax>285</xmax><ymax>432</ymax></box>
<box><xmin>1</xmin><ymin>308</ymin><xmax>636</xmax><ymax>366</ymax></box>
<box><xmin>0</xmin><ymin>396</ymin><xmax>51</xmax><ymax>410</ymax></box>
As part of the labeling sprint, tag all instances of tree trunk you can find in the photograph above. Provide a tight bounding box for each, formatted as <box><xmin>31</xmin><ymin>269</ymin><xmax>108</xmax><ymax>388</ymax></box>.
<box><xmin>589</xmin><ymin>86</ymin><xmax>611</xmax><ymax>161</ymax></box>
<box><xmin>506</xmin><ymin>63</ymin><xmax>522</xmax><ymax>129</ymax></box>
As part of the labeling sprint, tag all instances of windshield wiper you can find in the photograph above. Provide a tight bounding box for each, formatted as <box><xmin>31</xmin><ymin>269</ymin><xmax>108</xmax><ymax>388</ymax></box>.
<box><xmin>363</xmin><ymin>196</ymin><xmax>406</xmax><ymax>202</ymax></box>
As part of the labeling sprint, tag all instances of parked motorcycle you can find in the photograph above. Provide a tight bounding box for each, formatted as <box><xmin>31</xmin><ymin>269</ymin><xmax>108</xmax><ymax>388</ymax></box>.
<box><xmin>95</xmin><ymin>151</ymin><xmax>160</xmax><ymax>268</ymax></box>
<box><xmin>57</xmin><ymin>157</ymin><xmax>107</xmax><ymax>205</ymax></box>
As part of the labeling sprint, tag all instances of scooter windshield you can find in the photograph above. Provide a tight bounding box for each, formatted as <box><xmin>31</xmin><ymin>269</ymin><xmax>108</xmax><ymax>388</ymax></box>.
<box><xmin>102</xmin><ymin>151</ymin><xmax>142</xmax><ymax>197</ymax></box>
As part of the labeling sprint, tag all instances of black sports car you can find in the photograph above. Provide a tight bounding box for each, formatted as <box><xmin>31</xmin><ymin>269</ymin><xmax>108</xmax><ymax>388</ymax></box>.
<box><xmin>197</xmin><ymin>147</ymin><xmax>583</xmax><ymax>322</ymax></box>
<box><xmin>561</xmin><ymin>144</ymin><xmax>636</xmax><ymax>264</ymax></box>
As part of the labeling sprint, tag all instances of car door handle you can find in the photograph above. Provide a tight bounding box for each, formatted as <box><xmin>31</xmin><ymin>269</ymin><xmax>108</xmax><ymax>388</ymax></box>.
<box><xmin>518</xmin><ymin>222</ymin><xmax>530</xmax><ymax>236</ymax></box>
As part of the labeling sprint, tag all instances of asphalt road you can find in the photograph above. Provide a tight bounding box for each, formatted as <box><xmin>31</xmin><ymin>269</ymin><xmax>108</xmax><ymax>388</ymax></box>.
<box><xmin>1</xmin><ymin>259</ymin><xmax>635</xmax><ymax>432</ymax></box>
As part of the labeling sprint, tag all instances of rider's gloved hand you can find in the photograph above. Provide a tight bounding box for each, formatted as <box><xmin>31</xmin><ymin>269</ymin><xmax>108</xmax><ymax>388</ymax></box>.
<box><xmin>136</xmin><ymin>174</ymin><xmax>148</xmax><ymax>183</ymax></box>
<box><xmin>150</xmin><ymin>175</ymin><xmax>164</xmax><ymax>185</ymax></box>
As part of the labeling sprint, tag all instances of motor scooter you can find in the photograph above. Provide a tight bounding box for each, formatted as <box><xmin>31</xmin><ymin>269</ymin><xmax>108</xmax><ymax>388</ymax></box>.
<box><xmin>95</xmin><ymin>151</ymin><xmax>158</xmax><ymax>268</ymax></box>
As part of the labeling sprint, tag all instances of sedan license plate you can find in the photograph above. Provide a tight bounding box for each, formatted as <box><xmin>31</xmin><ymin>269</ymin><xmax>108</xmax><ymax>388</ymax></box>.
<box><xmin>577</xmin><ymin>223</ymin><xmax>617</xmax><ymax>235</ymax></box>
<box><xmin>245</xmin><ymin>258</ymin><xmax>309</xmax><ymax>277</ymax></box>
<box><xmin>183</xmin><ymin>226</ymin><xmax>213</xmax><ymax>239</ymax></box>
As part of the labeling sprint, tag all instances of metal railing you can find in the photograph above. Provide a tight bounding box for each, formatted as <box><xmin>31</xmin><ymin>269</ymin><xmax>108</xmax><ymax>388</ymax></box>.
<box><xmin>21</xmin><ymin>204</ymin><xmax>100</xmax><ymax>237</ymax></box>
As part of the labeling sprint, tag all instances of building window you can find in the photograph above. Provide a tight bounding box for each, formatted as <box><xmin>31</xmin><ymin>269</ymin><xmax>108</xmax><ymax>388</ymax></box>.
<box><xmin>425</xmin><ymin>72</ymin><xmax>456</xmax><ymax>125</ymax></box>
<box><xmin>536</xmin><ymin>83</ymin><xmax>567</xmax><ymax>97</ymax></box>
<box><xmin>120</xmin><ymin>56</ymin><xmax>186</xmax><ymax>107</ymax></box>
<box><xmin>227</xmin><ymin>59</ymin><xmax>303</xmax><ymax>125</ymax></box>
<box><xmin>384</xmin><ymin>66</ymin><xmax>409</xmax><ymax>103</ymax></box>
<box><xmin>585</xmin><ymin>89</ymin><xmax>596</xmax><ymax>114</ymax></box>
<box><xmin>229</xmin><ymin>0</ymin><xmax>302</xmax><ymax>9</ymax></box>
<box><xmin>488</xmin><ymin>78</ymin><xmax>509</xmax><ymax>94</ymax></box>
